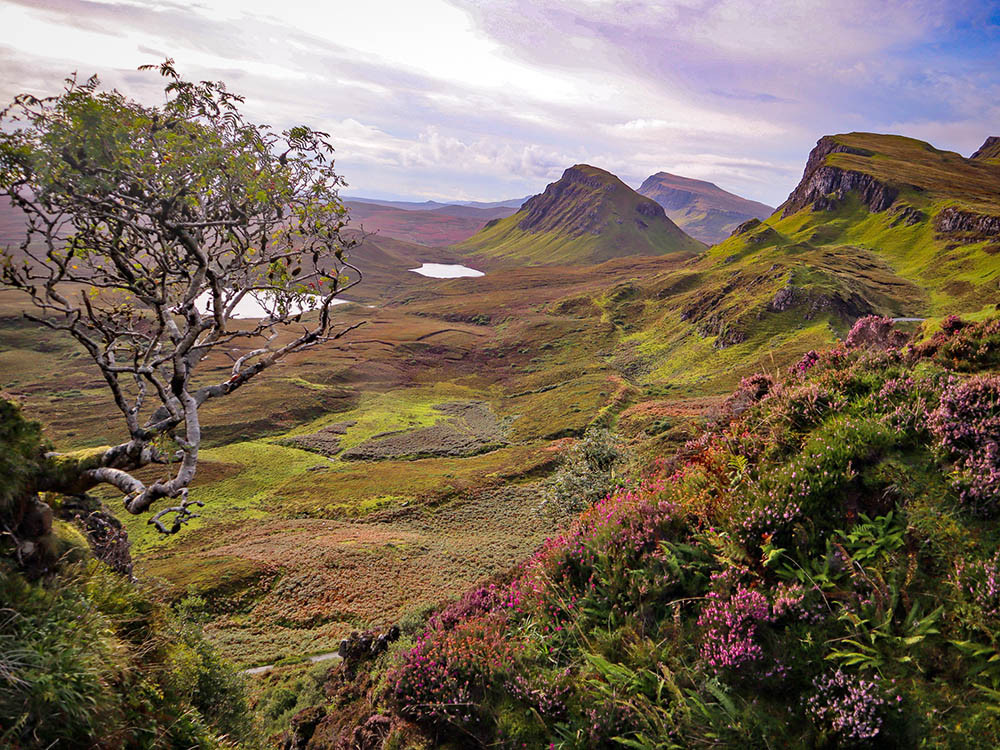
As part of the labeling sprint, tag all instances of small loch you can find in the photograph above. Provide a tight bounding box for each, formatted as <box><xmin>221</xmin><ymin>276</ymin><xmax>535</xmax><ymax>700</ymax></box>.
<box><xmin>409</xmin><ymin>263</ymin><xmax>484</xmax><ymax>279</ymax></box>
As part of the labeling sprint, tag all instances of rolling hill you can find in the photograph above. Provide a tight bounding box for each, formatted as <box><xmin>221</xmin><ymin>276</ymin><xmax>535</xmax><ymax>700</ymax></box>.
<box><xmin>7</xmin><ymin>130</ymin><xmax>1000</xmax><ymax>749</ymax></box>
<box><xmin>637</xmin><ymin>171</ymin><xmax>774</xmax><ymax>245</ymax></box>
<box><xmin>344</xmin><ymin>196</ymin><xmax>527</xmax><ymax>212</ymax></box>
<box><xmin>455</xmin><ymin>164</ymin><xmax>706</xmax><ymax>265</ymax></box>
<box><xmin>345</xmin><ymin>200</ymin><xmax>515</xmax><ymax>246</ymax></box>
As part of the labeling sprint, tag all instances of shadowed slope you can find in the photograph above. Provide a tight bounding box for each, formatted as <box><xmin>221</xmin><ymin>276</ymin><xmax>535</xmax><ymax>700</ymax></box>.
<box><xmin>970</xmin><ymin>136</ymin><xmax>1000</xmax><ymax>163</ymax></box>
<box><xmin>637</xmin><ymin>171</ymin><xmax>774</xmax><ymax>244</ymax></box>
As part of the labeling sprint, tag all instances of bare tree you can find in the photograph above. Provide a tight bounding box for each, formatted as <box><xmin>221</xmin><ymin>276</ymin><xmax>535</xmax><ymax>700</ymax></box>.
<box><xmin>0</xmin><ymin>61</ymin><xmax>363</xmax><ymax>533</ymax></box>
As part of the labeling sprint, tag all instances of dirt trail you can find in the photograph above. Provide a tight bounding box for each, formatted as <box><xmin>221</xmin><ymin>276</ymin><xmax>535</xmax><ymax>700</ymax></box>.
<box><xmin>243</xmin><ymin>651</ymin><xmax>342</xmax><ymax>675</ymax></box>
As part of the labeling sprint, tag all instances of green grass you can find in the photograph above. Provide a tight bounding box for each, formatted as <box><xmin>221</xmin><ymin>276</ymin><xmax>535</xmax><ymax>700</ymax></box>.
<box><xmin>116</xmin><ymin>441</ymin><xmax>323</xmax><ymax>554</ymax></box>
<box><xmin>456</xmin><ymin>164</ymin><xmax>704</xmax><ymax>265</ymax></box>
<box><xmin>277</xmin><ymin>383</ymin><xmax>479</xmax><ymax>453</ymax></box>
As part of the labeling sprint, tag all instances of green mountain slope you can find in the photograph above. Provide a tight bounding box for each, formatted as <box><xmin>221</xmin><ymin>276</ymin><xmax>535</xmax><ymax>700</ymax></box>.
<box><xmin>455</xmin><ymin>164</ymin><xmax>706</xmax><ymax>266</ymax></box>
<box><xmin>971</xmin><ymin>135</ymin><xmax>1000</xmax><ymax>163</ymax></box>
<box><xmin>335</xmin><ymin>316</ymin><xmax>1000</xmax><ymax>749</ymax></box>
<box><xmin>708</xmin><ymin>132</ymin><xmax>1000</xmax><ymax>315</ymax></box>
<box><xmin>595</xmin><ymin>131</ymin><xmax>1000</xmax><ymax>391</ymax></box>
<box><xmin>620</xmin><ymin>131</ymin><xmax>1000</xmax><ymax>387</ymax></box>
<box><xmin>637</xmin><ymin>171</ymin><xmax>774</xmax><ymax>245</ymax></box>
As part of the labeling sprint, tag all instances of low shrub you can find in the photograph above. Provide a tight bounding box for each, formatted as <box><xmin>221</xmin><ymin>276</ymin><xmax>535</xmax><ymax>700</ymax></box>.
<box><xmin>543</xmin><ymin>427</ymin><xmax>625</xmax><ymax>514</ymax></box>
<box><xmin>0</xmin><ymin>561</ymin><xmax>254</xmax><ymax>749</ymax></box>
<box><xmin>929</xmin><ymin>374</ymin><xmax>1000</xmax><ymax>513</ymax></box>
<box><xmin>845</xmin><ymin>315</ymin><xmax>908</xmax><ymax>350</ymax></box>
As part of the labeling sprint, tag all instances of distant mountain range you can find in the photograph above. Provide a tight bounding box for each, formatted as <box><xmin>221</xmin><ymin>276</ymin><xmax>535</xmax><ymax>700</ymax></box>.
<box><xmin>454</xmin><ymin>164</ymin><xmax>706</xmax><ymax>265</ymax></box>
<box><xmin>344</xmin><ymin>172</ymin><xmax>776</xmax><ymax>251</ymax></box>
<box><xmin>344</xmin><ymin>201</ymin><xmax>518</xmax><ymax>246</ymax></box>
<box><xmin>637</xmin><ymin>172</ymin><xmax>774</xmax><ymax>244</ymax></box>
<box><xmin>344</xmin><ymin>196</ymin><xmax>528</xmax><ymax>211</ymax></box>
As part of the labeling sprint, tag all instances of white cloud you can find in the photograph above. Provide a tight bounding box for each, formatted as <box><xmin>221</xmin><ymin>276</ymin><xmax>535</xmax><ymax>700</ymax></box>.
<box><xmin>0</xmin><ymin>0</ymin><xmax>995</xmax><ymax>206</ymax></box>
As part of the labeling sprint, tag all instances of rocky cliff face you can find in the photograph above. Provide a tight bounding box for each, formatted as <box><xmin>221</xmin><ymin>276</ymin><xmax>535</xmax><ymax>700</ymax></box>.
<box><xmin>935</xmin><ymin>206</ymin><xmax>1000</xmax><ymax>238</ymax></box>
<box><xmin>971</xmin><ymin>136</ymin><xmax>1000</xmax><ymax>162</ymax></box>
<box><xmin>781</xmin><ymin>136</ymin><xmax>898</xmax><ymax>216</ymax></box>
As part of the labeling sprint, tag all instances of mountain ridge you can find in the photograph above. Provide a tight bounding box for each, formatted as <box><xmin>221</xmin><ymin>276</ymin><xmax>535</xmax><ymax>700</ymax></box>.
<box><xmin>637</xmin><ymin>171</ymin><xmax>774</xmax><ymax>244</ymax></box>
<box><xmin>713</xmin><ymin>131</ymin><xmax>1000</xmax><ymax>322</ymax></box>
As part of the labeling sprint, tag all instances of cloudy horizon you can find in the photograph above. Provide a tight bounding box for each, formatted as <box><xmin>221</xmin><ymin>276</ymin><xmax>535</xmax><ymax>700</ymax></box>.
<box><xmin>2</xmin><ymin>0</ymin><xmax>998</xmax><ymax>206</ymax></box>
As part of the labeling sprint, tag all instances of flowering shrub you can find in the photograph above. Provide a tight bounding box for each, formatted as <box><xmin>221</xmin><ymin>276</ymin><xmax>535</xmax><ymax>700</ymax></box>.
<box><xmin>697</xmin><ymin>573</ymin><xmax>812</xmax><ymax>678</ymax></box>
<box><xmin>503</xmin><ymin>670</ymin><xmax>571</xmax><ymax>719</ymax></box>
<box><xmin>387</xmin><ymin>613</ymin><xmax>520</xmax><ymax>728</ymax></box>
<box><xmin>766</xmin><ymin>415</ymin><xmax>896</xmax><ymax>521</ymax></box>
<box><xmin>737</xmin><ymin>497</ymin><xmax>803</xmax><ymax>553</ymax></box>
<box><xmin>874</xmin><ymin>375</ymin><xmax>933</xmax><ymax>434</ymax></box>
<box><xmin>914</xmin><ymin>316</ymin><xmax>1000</xmax><ymax>371</ymax></box>
<box><xmin>723</xmin><ymin>372</ymin><xmax>774</xmax><ymax>418</ymax></box>
<box><xmin>941</xmin><ymin>314</ymin><xmax>966</xmax><ymax>335</ymax></box>
<box><xmin>952</xmin><ymin>551</ymin><xmax>1000</xmax><ymax>620</ymax></box>
<box><xmin>805</xmin><ymin>669</ymin><xmax>899</xmax><ymax>745</ymax></box>
<box><xmin>929</xmin><ymin>374</ymin><xmax>1000</xmax><ymax>512</ymax></box>
<box><xmin>429</xmin><ymin>583</ymin><xmax>504</xmax><ymax>631</ymax></box>
<box><xmin>845</xmin><ymin>315</ymin><xmax>907</xmax><ymax>350</ymax></box>
<box><xmin>772</xmin><ymin>382</ymin><xmax>841</xmax><ymax>431</ymax></box>
<box><xmin>793</xmin><ymin>349</ymin><xmax>820</xmax><ymax>375</ymax></box>
<box><xmin>698</xmin><ymin>575</ymin><xmax>773</xmax><ymax>672</ymax></box>
<box><xmin>368</xmin><ymin>318</ymin><xmax>1000</xmax><ymax>748</ymax></box>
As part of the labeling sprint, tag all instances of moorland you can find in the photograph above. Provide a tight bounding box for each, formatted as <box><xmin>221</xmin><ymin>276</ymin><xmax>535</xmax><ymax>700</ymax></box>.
<box><xmin>3</xmin><ymin>124</ymin><xmax>1000</xmax><ymax>748</ymax></box>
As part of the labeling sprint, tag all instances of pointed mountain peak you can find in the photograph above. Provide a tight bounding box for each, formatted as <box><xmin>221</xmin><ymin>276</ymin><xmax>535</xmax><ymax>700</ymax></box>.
<box><xmin>455</xmin><ymin>164</ymin><xmax>704</xmax><ymax>265</ymax></box>
<box><xmin>515</xmin><ymin>164</ymin><xmax>669</xmax><ymax>237</ymax></box>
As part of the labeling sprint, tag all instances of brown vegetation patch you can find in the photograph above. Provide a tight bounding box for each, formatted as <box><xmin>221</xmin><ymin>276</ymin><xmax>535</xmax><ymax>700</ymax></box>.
<box><xmin>176</xmin><ymin>481</ymin><xmax>568</xmax><ymax>664</ymax></box>
<box><xmin>278</xmin><ymin>421</ymin><xmax>357</xmax><ymax>457</ymax></box>
<box><xmin>341</xmin><ymin>401</ymin><xmax>508</xmax><ymax>460</ymax></box>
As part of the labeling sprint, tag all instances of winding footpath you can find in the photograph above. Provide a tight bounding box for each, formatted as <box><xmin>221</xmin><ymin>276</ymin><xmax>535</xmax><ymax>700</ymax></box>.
<box><xmin>243</xmin><ymin>651</ymin><xmax>342</xmax><ymax>676</ymax></box>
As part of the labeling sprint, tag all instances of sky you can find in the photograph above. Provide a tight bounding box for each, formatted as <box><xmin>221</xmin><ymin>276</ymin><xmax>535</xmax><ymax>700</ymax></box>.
<box><xmin>1</xmin><ymin>0</ymin><xmax>998</xmax><ymax>206</ymax></box>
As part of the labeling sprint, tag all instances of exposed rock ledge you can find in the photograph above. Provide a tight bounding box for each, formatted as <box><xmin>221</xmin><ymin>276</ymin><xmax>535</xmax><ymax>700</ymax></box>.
<box><xmin>781</xmin><ymin>137</ymin><xmax>897</xmax><ymax>217</ymax></box>
<box><xmin>934</xmin><ymin>206</ymin><xmax>1000</xmax><ymax>238</ymax></box>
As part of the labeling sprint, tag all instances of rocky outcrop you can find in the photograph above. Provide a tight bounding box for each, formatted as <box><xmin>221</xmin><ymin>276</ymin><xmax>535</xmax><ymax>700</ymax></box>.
<box><xmin>889</xmin><ymin>203</ymin><xmax>926</xmax><ymax>226</ymax></box>
<box><xmin>337</xmin><ymin>625</ymin><xmax>401</xmax><ymax>675</ymax></box>
<box><xmin>935</xmin><ymin>206</ymin><xmax>1000</xmax><ymax>238</ymax></box>
<box><xmin>282</xmin><ymin>706</ymin><xmax>326</xmax><ymax>750</ymax></box>
<box><xmin>732</xmin><ymin>218</ymin><xmax>761</xmax><ymax>236</ymax></box>
<box><xmin>781</xmin><ymin>137</ymin><xmax>897</xmax><ymax>217</ymax></box>
<box><xmin>768</xmin><ymin>284</ymin><xmax>873</xmax><ymax>321</ymax></box>
<box><xmin>971</xmin><ymin>136</ymin><xmax>1000</xmax><ymax>162</ymax></box>
<box><xmin>747</xmin><ymin>226</ymin><xmax>782</xmax><ymax>246</ymax></box>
